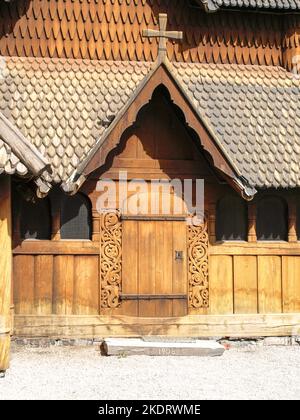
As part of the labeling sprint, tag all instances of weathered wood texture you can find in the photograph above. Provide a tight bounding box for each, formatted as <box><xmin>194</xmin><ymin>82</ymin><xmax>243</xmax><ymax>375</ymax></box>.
<box><xmin>0</xmin><ymin>0</ymin><xmax>285</xmax><ymax>66</ymax></box>
<box><xmin>14</xmin><ymin>251</ymin><xmax>300</xmax><ymax>317</ymax></box>
<box><xmin>0</xmin><ymin>176</ymin><xmax>11</xmax><ymax>372</ymax></box>
<box><xmin>208</xmin><ymin>252</ymin><xmax>300</xmax><ymax>315</ymax></box>
<box><xmin>13</xmin><ymin>255</ymin><xmax>99</xmax><ymax>315</ymax></box>
<box><xmin>120</xmin><ymin>219</ymin><xmax>187</xmax><ymax>317</ymax></box>
<box><xmin>0</xmin><ymin>112</ymin><xmax>49</xmax><ymax>176</ymax></box>
<box><xmin>14</xmin><ymin>313</ymin><xmax>300</xmax><ymax>338</ymax></box>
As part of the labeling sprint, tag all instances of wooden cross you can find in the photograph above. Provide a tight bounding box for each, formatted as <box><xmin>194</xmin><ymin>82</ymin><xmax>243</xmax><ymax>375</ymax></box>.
<box><xmin>143</xmin><ymin>14</ymin><xmax>183</xmax><ymax>60</ymax></box>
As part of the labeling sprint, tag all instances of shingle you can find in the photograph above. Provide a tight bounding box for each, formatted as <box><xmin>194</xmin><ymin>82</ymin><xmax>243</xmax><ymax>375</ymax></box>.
<box><xmin>0</xmin><ymin>57</ymin><xmax>151</xmax><ymax>184</ymax></box>
<box><xmin>172</xmin><ymin>62</ymin><xmax>300</xmax><ymax>188</ymax></box>
<box><xmin>2</xmin><ymin>56</ymin><xmax>300</xmax><ymax>190</ymax></box>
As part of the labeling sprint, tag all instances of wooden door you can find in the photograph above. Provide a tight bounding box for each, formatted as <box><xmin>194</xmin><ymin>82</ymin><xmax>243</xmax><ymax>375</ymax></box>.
<box><xmin>121</xmin><ymin>218</ymin><xmax>188</xmax><ymax>317</ymax></box>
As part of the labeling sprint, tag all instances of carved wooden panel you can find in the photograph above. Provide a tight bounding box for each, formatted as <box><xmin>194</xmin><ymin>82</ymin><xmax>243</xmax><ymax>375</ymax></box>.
<box><xmin>188</xmin><ymin>217</ymin><xmax>209</xmax><ymax>308</ymax></box>
<box><xmin>100</xmin><ymin>211</ymin><xmax>122</xmax><ymax>309</ymax></box>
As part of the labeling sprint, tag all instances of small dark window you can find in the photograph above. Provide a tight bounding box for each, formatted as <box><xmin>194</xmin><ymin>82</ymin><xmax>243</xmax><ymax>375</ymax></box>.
<box><xmin>216</xmin><ymin>195</ymin><xmax>247</xmax><ymax>241</ymax></box>
<box><xmin>60</xmin><ymin>194</ymin><xmax>92</xmax><ymax>240</ymax></box>
<box><xmin>256</xmin><ymin>196</ymin><xmax>287</xmax><ymax>241</ymax></box>
<box><xmin>20</xmin><ymin>198</ymin><xmax>51</xmax><ymax>240</ymax></box>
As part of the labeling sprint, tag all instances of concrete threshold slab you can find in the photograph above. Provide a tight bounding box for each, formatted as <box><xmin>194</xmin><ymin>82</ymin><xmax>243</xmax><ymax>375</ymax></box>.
<box><xmin>101</xmin><ymin>338</ymin><xmax>225</xmax><ymax>357</ymax></box>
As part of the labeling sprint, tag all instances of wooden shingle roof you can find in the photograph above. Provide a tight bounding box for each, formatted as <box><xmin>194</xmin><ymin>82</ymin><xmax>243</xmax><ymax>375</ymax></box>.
<box><xmin>0</xmin><ymin>56</ymin><xmax>151</xmax><ymax>187</ymax></box>
<box><xmin>1</xmin><ymin>55</ymin><xmax>300</xmax><ymax>192</ymax></box>
<box><xmin>172</xmin><ymin>62</ymin><xmax>300</xmax><ymax>188</ymax></box>
<box><xmin>0</xmin><ymin>110</ymin><xmax>50</xmax><ymax>180</ymax></box>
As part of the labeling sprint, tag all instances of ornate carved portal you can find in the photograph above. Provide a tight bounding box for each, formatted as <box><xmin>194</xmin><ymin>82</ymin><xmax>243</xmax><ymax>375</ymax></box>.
<box><xmin>100</xmin><ymin>212</ymin><xmax>209</xmax><ymax>312</ymax></box>
<box><xmin>100</xmin><ymin>211</ymin><xmax>122</xmax><ymax>309</ymax></box>
<box><xmin>187</xmin><ymin>218</ymin><xmax>209</xmax><ymax>309</ymax></box>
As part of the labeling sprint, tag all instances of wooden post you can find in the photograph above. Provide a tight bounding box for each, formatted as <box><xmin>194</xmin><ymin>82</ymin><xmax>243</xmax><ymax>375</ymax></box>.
<box><xmin>248</xmin><ymin>202</ymin><xmax>257</xmax><ymax>243</ymax></box>
<box><xmin>208</xmin><ymin>203</ymin><xmax>216</xmax><ymax>243</ymax></box>
<box><xmin>288</xmin><ymin>197</ymin><xmax>297</xmax><ymax>243</ymax></box>
<box><xmin>0</xmin><ymin>176</ymin><xmax>12</xmax><ymax>375</ymax></box>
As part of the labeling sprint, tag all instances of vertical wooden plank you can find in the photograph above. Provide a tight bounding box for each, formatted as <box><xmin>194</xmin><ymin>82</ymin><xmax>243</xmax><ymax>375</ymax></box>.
<box><xmin>120</xmin><ymin>220</ymin><xmax>138</xmax><ymax>316</ymax></box>
<box><xmin>34</xmin><ymin>255</ymin><xmax>53</xmax><ymax>315</ymax></box>
<box><xmin>172</xmin><ymin>221</ymin><xmax>188</xmax><ymax>316</ymax></box>
<box><xmin>233</xmin><ymin>256</ymin><xmax>258</xmax><ymax>314</ymax></box>
<box><xmin>13</xmin><ymin>255</ymin><xmax>34</xmax><ymax>314</ymax></box>
<box><xmin>155</xmin><ymin>221</ymin><xmax>173</xmax><ymax>317</ymax></box>
<box><xmin>138</xmin><ymin>221</ymin><xmax>156</xmax><ymax>317</ymax></box>
<box><xmin>258</xmin><ymin>256</ymin><xmax>282</xmax><ymax>314</ymax></box>
<box><xmin>0</xmin><ymin>176</ymin><xmax>11</xmax><ymax>372</ymax></box>
<box><xmin>282</xmin><ymin>256</ymin><xmax>300</xmax><ymax>312</ymax></box>
<box><xmin>65</xmin><ymin>256</ymin><xmax>75</xmax><ymax>315</ymax></box>
<box><xmin>53</xmin><ymin>255</ymin><xmax>74</xmax><ymax>315</ymax></box>
<box><xmin>209</xmin><ymin>255</ymin><xmax>233</xmax><ymax>314</ymax></box>
<box><xmin>73</xmin><ymin>256</ymin><xmax>99</xmax><ymax>315</ymax></box>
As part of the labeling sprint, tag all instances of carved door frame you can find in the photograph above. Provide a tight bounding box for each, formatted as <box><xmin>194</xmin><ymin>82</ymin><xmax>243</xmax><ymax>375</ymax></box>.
<box><xmin>100</xmin><ymin>211</ymin><xmax>209</xmax><ymax>314</ymax></box>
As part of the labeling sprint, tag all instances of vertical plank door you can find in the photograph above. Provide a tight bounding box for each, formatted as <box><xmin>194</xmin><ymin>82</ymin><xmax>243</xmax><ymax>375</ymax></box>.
<box><xmin>122</xmin><ymin>219</ymin><xmax>188</xmax><ymax>317</ymax></box>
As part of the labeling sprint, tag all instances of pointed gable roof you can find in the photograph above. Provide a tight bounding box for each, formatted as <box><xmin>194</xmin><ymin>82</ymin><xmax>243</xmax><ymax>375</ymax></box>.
<box><xmin>67</xmin><ymin>59</ymin><xmax>256</xmax><ymax>198</ymax></box>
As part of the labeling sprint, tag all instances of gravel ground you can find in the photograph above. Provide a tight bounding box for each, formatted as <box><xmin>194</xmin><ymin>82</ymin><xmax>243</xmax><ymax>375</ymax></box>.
<box><xmin>0</xmin><ymin>345</ymin><xmax>300</xmax><ymax>400</ymax></box>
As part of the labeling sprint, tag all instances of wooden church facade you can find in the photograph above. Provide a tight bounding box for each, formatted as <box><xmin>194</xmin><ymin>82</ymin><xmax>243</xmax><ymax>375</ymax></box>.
<box><xmin>2</xmin><ymin>0</ymin><xmax>300</xmax><ymax>371</ymax></box>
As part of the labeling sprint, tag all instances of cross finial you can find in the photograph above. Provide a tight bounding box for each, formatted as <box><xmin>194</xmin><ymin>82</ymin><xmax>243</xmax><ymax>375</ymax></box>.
<box><xmin>143</xmin><ymin>13</ymin><xmax>183</xmax><ymax>61</ymax></box>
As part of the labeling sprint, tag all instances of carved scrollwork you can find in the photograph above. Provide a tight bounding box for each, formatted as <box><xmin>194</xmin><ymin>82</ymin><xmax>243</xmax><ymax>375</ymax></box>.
<box><xmin>100</xmin><ymin>211</ymin><xmax>122</xmax><ymax>309</ymax></box>
<box><xmin>188</xmin><ymin>217</ymin><xmax>209</xmax><ymax>308</ymax></box>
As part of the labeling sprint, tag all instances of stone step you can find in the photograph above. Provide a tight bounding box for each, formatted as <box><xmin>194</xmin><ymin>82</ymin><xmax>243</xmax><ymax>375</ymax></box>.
<box><xmin>101</xmin><ymin>338</ymin><xmax>225</xmax><ymax>357</ymax></box>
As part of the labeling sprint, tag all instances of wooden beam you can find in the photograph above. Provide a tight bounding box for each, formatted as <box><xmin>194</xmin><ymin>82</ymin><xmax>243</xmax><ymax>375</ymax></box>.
<box><xmin>13</xmin><ymin>313</ymin><xmax>300</xmax><ymax>338</ymax></box>
<box><xmin>0</xmin><ymin>112</ymin><xmax>49</xmax><ymax>176</ymax></box>
<box><xmin>120</xmin><ymin>294</ymin><xmax>187</xmax><ymax>300</ymax></box>
<box><xmin>0</xmin><ymin>176</ymin><xmax>12</xmax><ymax>374</ymax></box>
<box><xmin>210</xmin><ymin>243</ymin><xmax>300</xmax><ymax>256</ymax></box>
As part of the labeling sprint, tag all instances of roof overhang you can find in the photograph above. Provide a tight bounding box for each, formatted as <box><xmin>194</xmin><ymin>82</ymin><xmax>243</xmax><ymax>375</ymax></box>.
<box><xmin>0</xmin><ymin>111</ymin><xmax>51</xmax><ymax>196</ymax></box>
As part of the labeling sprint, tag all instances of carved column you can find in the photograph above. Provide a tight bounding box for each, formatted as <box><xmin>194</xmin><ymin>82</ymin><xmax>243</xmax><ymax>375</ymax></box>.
<box><xmin>188</xmin><ymin>217</ymin><xmax>209</xmax><ymax>310</ymax></box>
<box><xmin>208</xmin><ymin>203</ymin><xmax>216</xmax><ymax>243</ymax></box>
<box><xmin>92</xmin><ymin>209</ymin><xmax>100</xmax><ymax>242</ymax></box>
<box><xmin>50</xmin><ymin>190</ymin><xmax>61</xmax><ymax>240</ymax></box>
<box><xmin>100</xmin><ymin>211</ymin><xmax>122</xmax><ymax>311</ymax></box>
<box><xmin>288</xmin><ymin>197</ymin><xmax>297</xmax><ymax>243</ymax></box>
<box><xmin>248</xmin><ymin>202</ymin><xmax>257</xmax><ymax>243</ymax></box>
